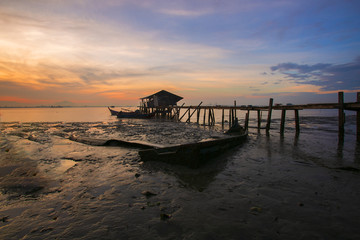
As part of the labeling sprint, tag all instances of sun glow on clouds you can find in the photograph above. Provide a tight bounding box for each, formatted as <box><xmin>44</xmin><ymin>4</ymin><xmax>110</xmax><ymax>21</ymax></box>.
<box><xmin>0</xmin><ymin>0</ymin><xmax>359</xmax><ymax>106</ymax></box>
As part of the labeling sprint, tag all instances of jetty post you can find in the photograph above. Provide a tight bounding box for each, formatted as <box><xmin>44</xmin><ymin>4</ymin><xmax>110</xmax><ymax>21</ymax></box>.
<box><xmin>222</xmin><ymin>109</ymin><xmax>225</xmax><ymax>127</ymax></box>
<box><xmin>257</xmin><ymin>110</ymin><xmax>261</xmax><ymax>130</ymax></box>
<box><xmin>146</xmin><ymin>90</ymin><xmax>360</xmax><ymax>139</ymax></box>
<box><xmin>203</xmin><ymin>107</ymin><xmax>206</xmax><ymax>126</ymax></box>
<box><xmin>357</xmin><ymin>92</ymin><xmax>360</xmax><ymax>142</ymax></box>
<box><xmin>245</xmin><ymin>111</ymin><xmax>249</xmax><ymax>131</ymax></box>
<box><xmin>280</xmin><ymin>109</ymin><xmax>286</xmax><ymax>135</ymax></box>
<box><xmin>234</xmin><ymin>101</ymin><xmax>237</xmax><ymax>120</ymax></box>
<box><xmin>266</xmin><ymin>98</ymin><xmax>274</xmax><ymax>134</ymax></box>
<box><xmin>338</xmin><ymin>92</ymin><xmax>345</xmax><ymax>140</ymax></box>
<box><xmin>294</xmin><ymin>109</ymin><xmax>300</xmax><ymax>136</ymax></box>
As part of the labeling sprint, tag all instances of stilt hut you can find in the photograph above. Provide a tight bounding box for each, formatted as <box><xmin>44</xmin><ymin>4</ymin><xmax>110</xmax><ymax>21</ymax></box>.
<box><xmin>140</xmin><ymin>90</ymin><xmax>183</xmax><ymax>115</ymax></box>
<box><xmin>141</xmin><ymin>90</ymin><xmax>183</xmax><ymax>108</ymax></box>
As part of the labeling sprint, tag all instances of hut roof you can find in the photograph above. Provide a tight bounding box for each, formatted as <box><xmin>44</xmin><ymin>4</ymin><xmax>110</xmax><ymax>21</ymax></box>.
<box><xmin>140</xmin><ymin>90</ymin><xmax>183</xmax><ymax>102</ymax></box>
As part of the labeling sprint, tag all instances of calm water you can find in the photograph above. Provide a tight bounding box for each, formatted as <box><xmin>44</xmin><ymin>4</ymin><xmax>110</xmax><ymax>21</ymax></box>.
<box><xmin>0</xmin><ymin>106</ymin><xmax>355</xmax><ymax>123</ymax></box>
<box><xmin>0</xmin><ymin>107</ymin><xmax>359</xmax><ymax>239</ymax></box>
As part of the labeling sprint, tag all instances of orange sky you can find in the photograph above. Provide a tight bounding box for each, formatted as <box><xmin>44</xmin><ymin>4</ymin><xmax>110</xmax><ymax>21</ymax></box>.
<box><xmin>0</xmin><ymin>0</ymin><xmax>359</xmax><ymax>107</ymax></box>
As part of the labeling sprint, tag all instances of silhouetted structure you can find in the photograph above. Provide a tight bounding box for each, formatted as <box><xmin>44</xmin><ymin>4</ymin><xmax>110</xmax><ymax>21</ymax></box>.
<box><xmin>140</xmin><ymin>90</ymin><xmax>183</xmax><ymax>108</ymax></box>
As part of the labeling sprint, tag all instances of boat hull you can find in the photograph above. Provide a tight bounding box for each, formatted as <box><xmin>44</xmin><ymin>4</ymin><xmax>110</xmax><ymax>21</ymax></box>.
<box><xmin>139</xmin><ymin>131</ymin><xmax>247</xmax><ymax>168</ymax></box>
<box><xmin>117</xmin><ymin>111</ymin><xmax>155</xmax><ymax>119</ymax></box>
<box><xmin>108</xmin><ymin>107</ymin><xmax>119</xmax><ymax>116</ymax></box>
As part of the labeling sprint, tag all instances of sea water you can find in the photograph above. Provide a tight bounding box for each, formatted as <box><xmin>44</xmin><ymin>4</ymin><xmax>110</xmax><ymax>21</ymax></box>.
<box><xmin>0</xmin><ymin>107</ymin><xmax>359</xmax><ymax>239</ymax></box>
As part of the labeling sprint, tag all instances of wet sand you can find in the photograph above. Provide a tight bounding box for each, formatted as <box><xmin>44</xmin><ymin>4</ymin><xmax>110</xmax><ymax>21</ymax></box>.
<box><xmin>0</xmin><ymin>119</ymin><xmax>360</xmax><ymax>239</ymax></box>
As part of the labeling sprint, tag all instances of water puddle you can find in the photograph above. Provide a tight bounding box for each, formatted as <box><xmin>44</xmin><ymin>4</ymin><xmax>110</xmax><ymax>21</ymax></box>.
<box><xmin>55</xmin><ymin>159</ymin><xmax>77</xmax><ymax>174</ymax></box>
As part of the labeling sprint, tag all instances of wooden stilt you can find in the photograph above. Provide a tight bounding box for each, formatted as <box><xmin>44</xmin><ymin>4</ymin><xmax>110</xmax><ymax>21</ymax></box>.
<box><xmin>188</xmin><ymin>107</ymin><xmax>191</xmax><ymax>122</ymax></box>
<box><xmin>172</xmin><ymin>103</ymin><xmax>185</xmax><ymax>121</ymax></box>
<box><xmin>245</xmin><ymin>112</ymin><xmax>249</xmax><ymax>131</ymax></box>
<box><xmin>186</xmin><ymin>102</ymin><xmax>203</xmax><ymax>123</ymax></box>
<box><xmin>280</xmin><ymin>109</ymin><xmax>286</xmax><ymax>135</ymax></box>
<box><xmin>179</xmin><ymin>106</ymin><xmax>191</xmax><ymax>121</ymax></box>
<box><xmin>257</xmin><ymin>110</ymin><xmax>261</xmax><ymax>130</ymax></box>
<box><xmin>294</xmin><ymin>109</ymin><xmax>300</xmax><ymax>135</ymax></box>
<box><xmin>357</xmin><ymin>92</ymin><xmax>360</xmax><ymax>142</ymax></box>
<box><xmin>203</xmin><ymin>108</ymin><xmax>206</xmax><ymax>126</ymax></box>
<box><xmin>211</xmin><ymin>108</ymin><xmax>215</xmax><ymax>125</ymax></box>
<box><xmin>234</xmin><ymin>101</ymin><xmax>237</xmax><ymax>120</ymax></box>
<box><xmin>197</xmin><ymin>108</ymin><xmax>200</xmax><ymax>124</ymax></box>
<box><xmin>229</xmin><ymin>109</ymin><xmax>232</xmax><ymax>127</ymax></box>
<box><xmin>338</xmin><ymin>92</ymin><xmax>345</xmax><ymax>140</ymax></box>
<box><xmin>208</xmin><ymin>108</ymin><xmax>211</xmax><ymax>125</ymax></box>
<box><xmin>266</xmin><ymin>98</ymin><xmax>273</xmax><ymax>134</ymax></box>
<box><xmin>222</xmin><ymin>109</ymin><xmax>225</xmax><ymax>127</ymax></box>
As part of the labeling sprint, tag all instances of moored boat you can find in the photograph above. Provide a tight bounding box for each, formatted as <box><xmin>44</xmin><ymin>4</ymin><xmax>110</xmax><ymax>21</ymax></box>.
<box><xmin>108</xmin><ymin>107</ymin><xmax>119</xmax><ymax>116</ymax></box>
<box><xmin>117</xmin><ymin>110</ymin><xmax>155</xmax><ymax>119</ymax></box>
<box><xmin>139</xmin><ymin>130</ymin><xmax>247</xmax><ymax>168</ymax></box>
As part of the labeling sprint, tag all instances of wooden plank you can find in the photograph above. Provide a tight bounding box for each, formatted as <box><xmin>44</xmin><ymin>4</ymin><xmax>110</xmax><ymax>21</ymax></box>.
<box><xmin>176</xmin><ymin>101</ymin><xmax>360</xmax><ymax>111</ymax></box>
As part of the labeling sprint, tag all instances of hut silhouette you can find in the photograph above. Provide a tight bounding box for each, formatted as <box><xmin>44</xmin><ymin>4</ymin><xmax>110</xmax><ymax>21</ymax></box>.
<box><xmin>141</xmin><ymin>90</ymin><xmax>183</xmax><ymax>108</ymax></box>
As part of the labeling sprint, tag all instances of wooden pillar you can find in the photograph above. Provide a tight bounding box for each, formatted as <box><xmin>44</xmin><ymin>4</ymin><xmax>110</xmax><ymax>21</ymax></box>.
<box><xmin>229</xmin><ymin>109</ymin><xmax>232</xmax><ymax>127</ymax></box>
<box><xmin>173</xmin><ymin>103</ymin><xmax>185</xmax><ymax>121</ymax></box>
<box><xmin>222</xmin><ymin>109</ymin><xmax>225</xmax><ymax>127</ymax></box>
<box><xmin>197</xmin><ymin>108</ymin><xmax>200</xmax><ymax>124</ymax></box>
<box><xmin>294</xmin><ymin>109</ymin><xmax>300</xmax><ymax>135</ymax></box>
<box><xmin>188</xmin><ymin>107</ymin><xmax>191</xmax><ymax>122</ymax></box>
<box><xmin>186</xmin><ymin>102</ymin><xmax>203</xmax><ymax>123</ymax></box>
<box><xmin>280</xmin><ymin>109</ymin><xmax>286</xmax><ymax>135</ymax></box>
<box><xmin>208</xmin><ymin>108</ymin><xmax>212</xmax><ymax>125</ymax></box>
<box><xmin>212</xmin><ymin>108</ymin><xmax>215</xmax><ymax>125</ymax></box>
<box><xmin>338</xmin><ymin>92</ymin><xmax>345</xmax><ymax>140</ymax></box>
<box><xmin>245</xmin><ymin>111</ymin><xmax>249</xmax><ymax>131</ymax></box>
<box><xmin>234</xmin><ymin>101</ymin><xmax>237</xmax><ymax>120</ymax></box>
<box><xmin>257</xmin><ymin>110</ymin><xmax>261</xmax><ymax>130</ymax></box>
<box><xmin>179</xmin><ymin>106</ymin><xmax>191</xmax><ymax>121</ymax></box>
<box><xmin>266</xmin><ymin>98</ymin><xmax>273</xmax><ymax>134</ymax></box>
<box><xmin>203</xmin><ymin>108</ymin><xmax>206</xmax><ymax>126</ymax></box>
<box><xmin>357</xmin><ymin>92</ymin><xmax>360</xmax><ymax>142</ymax></box>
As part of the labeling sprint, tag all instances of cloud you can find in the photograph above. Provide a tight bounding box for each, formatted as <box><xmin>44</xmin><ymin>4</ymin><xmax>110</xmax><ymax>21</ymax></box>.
<box><xmin>270</xmin><ymin>57</ymin><xmax>360</xmax><ymax>91</ymax></box>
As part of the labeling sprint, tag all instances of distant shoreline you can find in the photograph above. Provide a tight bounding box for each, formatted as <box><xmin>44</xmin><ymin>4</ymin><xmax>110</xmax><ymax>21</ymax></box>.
<box><xmin>0</xmin><ymin>105</ymin><xmax>134</xmax><ymax>109</ymax></box>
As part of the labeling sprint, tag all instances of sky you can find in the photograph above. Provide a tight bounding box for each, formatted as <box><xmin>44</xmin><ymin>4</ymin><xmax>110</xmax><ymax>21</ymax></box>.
<box><xmin>0</xmin><ymin>0</ymin><xmax>359</xmax><ymax>106</ymax></box>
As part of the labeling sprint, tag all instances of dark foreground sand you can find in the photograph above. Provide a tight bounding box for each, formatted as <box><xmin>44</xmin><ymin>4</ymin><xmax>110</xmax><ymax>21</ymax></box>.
<box><xmin>0</xmin><ymin>120</ymin><xmax>360</xmax><ymax>239</ymax></box>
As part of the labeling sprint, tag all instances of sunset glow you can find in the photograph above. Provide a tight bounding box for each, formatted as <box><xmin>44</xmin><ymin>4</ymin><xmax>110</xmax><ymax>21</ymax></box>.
<box><xmin>0</xmin><ymin>0</ymin><xmax>359</xmax><ymax>107</ymax></box>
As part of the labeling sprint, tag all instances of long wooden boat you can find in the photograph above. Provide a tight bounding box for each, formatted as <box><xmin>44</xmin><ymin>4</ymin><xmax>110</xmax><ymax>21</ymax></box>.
<box><xmin>108</xmin><ymin>107</ymin><xmax>155</xmax><ymax>119</ymax></box>
<box><xmin>108</xmin><ymin>107</ymin><xmax>119</xmax><ymax>116</ymax></box>
<box><xmin>139</xmin><ymin>130</ymin><xmax>247</xmax><ymax>168</ymax></box>
<box><xmin>117</xmin><ymin>110</ymin><xmax>155</xmax><ymax>119</ymax></box>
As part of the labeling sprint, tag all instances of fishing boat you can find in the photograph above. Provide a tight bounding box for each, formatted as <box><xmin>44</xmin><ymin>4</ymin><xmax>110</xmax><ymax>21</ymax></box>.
<box><xmin>139</xmin><ymin>129</ymin><xmax>247</xmax><ymax>168</ymax></box>
<box><xmin>108</xmin><ymin>107</ymin><xmax>155</xmax><ymax>119</ymax></box>
<box><xmin>117</xmin><ymin>110</ymin><xmax>155</xmax><ymax>119</ymax></box>
<box><xmin>108</xmin><ymin>107</ymin><xmax>119</xmax><ymax>116</ymax></box>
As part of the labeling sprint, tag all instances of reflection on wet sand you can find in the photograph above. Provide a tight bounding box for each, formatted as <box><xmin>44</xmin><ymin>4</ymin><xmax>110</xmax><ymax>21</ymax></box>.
<box><xmin>0</xmin><ymin>118</ymin><xmax>360</xmax><ymax>239</ymax></box>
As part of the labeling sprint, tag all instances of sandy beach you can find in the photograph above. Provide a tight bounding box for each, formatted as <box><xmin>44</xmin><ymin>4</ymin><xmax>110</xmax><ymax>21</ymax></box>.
<box><xmin>0</xmin><ymin>117</ymin><xmax>360</xmax><ymax>239</ymax></box>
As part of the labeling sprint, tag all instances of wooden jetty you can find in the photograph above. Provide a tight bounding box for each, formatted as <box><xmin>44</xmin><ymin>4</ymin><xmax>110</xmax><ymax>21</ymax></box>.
<box><xmin>141</xmin><ymin>91</ymin><xmax>360</xmax><ymax>141</ymax></box>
